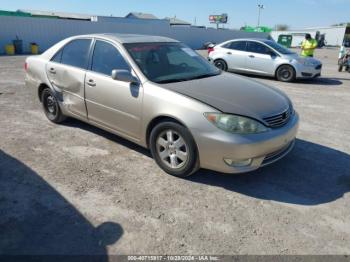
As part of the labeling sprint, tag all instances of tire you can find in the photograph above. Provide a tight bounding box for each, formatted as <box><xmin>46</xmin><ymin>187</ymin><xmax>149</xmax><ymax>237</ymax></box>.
<box><xmin>41</xmin><ymin>88</ymin><xmax>66</xmax><ymax>123</ymax></box>
<box><xmin>149</xmin><ymin>121</ymin><xmax>199</xmax><ymax>177</ymax></box>
<box><xmin>276</xmin><ymin>65</ymin><xmax>296</xmax><ymax>82</ymax></box>
<box><xmin>214</xmin><ymin>59</ymin><xmax>228</xmax><ymax>71</ymax></box>
<box><xmin>338</xmin><ymin>65</ymin><xmax>343</xmax><ymax>72</ymax></box>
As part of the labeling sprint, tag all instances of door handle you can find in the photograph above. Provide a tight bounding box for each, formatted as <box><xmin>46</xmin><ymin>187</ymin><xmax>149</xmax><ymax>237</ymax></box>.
<box><xmin>227</xmin><ymin>52</ymin><xmax>232</xmax><ymax>55</ymax></box>
<box><xmin>248</xmin><ymin>55</ymin><xmax>255</xmax><ymax>58</ymax></box>
<box><xmin>86</xmin><ymin>79</ymin><xmax>96</xmax><ymax>87</ymax></box>
<box><xmin>49</xmin><ymin>68</ymin><xmax>56</xmax><ymax>74</ymax></box>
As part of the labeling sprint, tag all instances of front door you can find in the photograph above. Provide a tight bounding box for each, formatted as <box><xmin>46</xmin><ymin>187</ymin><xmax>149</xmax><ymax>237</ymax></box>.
<box><xmin>245</xmin><ymin>41</ymin><xmax>276</xmax><ymax>76</ymax></box>
<box><xmin>85</xmin><ymin>40</ymin><xmax>143</xmax><ymax>140</ymax></box>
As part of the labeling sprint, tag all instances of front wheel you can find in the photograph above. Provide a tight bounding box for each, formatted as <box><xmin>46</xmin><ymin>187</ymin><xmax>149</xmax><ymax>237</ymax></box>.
<box><xmin>276</xmin><ymin>65</ymin><xmax>296</xmax><ymax>82</ymax></box>
<box><xmin>150</xmin><ymin>122</ymin><xmax>199</xmax><ymax>177</ymax></box>
<box><xmin>41</xmin><ymin>88</ymin><xmax>66</xmax><ymax>123</ymax></box>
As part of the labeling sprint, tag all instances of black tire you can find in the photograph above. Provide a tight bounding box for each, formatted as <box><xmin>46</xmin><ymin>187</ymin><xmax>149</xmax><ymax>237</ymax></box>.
<box><xmin>276</xmin><ymin>65</ymin><xmax>296</xmax><ymax>82</ymax></box>
<box><xmin>214</xmin><ymin>59</ymin><xmax>228</xmax><ymax>71</ymax></box>
<box><xmin>41</xmin><ymin>88</ymin><xmax>66</xmax><ymax>123</ymax></box>
<box><xmin>149</xmin><ymin>121</ymin><xmax>199</xmax><ymax>177</ymax></box>
<box><xmin>338</xmin><ymin>65</ymin><xmax>343</xmax><ymax>72</ymax></box>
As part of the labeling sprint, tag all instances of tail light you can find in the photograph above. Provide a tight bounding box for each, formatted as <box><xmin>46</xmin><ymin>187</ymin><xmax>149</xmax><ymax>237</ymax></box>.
<box><xmin>24</xmin><ymin>62</ymin><xmax>28</xmax><ymax>71</ymax></box>
<box><xmin>208</xmin><ymin>47</ymin><xmax>214</xmax><ymax>55</ymax></box>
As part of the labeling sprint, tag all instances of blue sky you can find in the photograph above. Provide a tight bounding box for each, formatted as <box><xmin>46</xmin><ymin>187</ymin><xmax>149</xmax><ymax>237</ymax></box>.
<box><xmin>1</xmin><ymin>0</ymin><xmax>349</xmax><ymax>29</ymax></box>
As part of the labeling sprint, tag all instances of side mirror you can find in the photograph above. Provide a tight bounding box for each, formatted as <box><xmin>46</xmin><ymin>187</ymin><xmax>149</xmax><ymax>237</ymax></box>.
<box><xmin>111</xmin><ymin>69</ymin><xmax>139</xmax><ymax>84</ymax></box>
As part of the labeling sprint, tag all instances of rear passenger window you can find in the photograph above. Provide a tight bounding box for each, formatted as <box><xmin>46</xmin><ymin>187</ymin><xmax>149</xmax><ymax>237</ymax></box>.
<box><xmin>227</xmin><ymin>41</ymin><xmax>247</xmax><ymax>51</ymax></box>
<box><xmin>247</xmin><ymin>42</ymin><xmax>271</xmax><ymax>55</ymax></box>
<box><xmin>61</xmin><ymin>39</ymin><xmax>91</xmax><ymax>69</ymax></box>
<box><xmin>91</xmin><ymin>40</ymin><xmax>130</xmax><ymax>76</ymax></box>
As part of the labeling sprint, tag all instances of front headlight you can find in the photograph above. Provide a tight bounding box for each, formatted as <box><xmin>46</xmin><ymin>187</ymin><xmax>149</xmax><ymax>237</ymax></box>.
<box><xmin>204</xmin><ymin>113</ymin><xmax>269</xmax><ymax>134</ymax></box>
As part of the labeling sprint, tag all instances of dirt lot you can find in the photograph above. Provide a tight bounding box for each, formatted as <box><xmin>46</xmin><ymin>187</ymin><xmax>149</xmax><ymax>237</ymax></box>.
<box><xmin>1</xmin><ymin>48</ymin><xmax>350</xmax><ymax>256</ymax></box>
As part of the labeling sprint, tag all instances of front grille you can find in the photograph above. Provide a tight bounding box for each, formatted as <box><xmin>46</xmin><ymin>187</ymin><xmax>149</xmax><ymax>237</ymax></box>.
<box><xmin>263</xmin><ymin>108</ymin><xmax>291</xmax><ymax>128</ymax></box>
<box><xmin>315</xmin><ymin>64</ymin><xmax>322</xmax><ymax>70</ymax></box>
<box><xmin>301</xmin><ymin>72</ymin><xmax>312</xmax><ymax>77</ymax></box>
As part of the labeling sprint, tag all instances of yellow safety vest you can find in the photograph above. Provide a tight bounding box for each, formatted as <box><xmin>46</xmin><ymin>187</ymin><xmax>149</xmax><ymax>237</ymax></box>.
<box><xmin>301</xmin><ymin>39</ymin><xmax>318</xmax><ymax>57</ymax></box>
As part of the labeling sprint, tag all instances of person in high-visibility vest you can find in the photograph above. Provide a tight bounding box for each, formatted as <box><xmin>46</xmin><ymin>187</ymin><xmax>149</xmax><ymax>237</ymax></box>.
<box><xmin>301</xmin><ymin>34</ymin><xmax>318</xmax><ymax>57</ymax></box>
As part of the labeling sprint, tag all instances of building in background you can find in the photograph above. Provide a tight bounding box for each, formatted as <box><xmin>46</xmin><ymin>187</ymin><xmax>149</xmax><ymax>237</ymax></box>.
<box><xmin>270</xmin><ymin>26</ymin><xmax>348</xmax><ymax>47</ymax></box>
<box><xmin>165</xmin><ymin>17</ymin><xmax>191</xmax><ymax>27</ymax></box>
<box><xmin>17</xmin><ymin>9</ymin><xmax>97</xmax><ymax>21</ymax></box>
<box><xmin>241</xmin><ymin>26</ymin><xmax>272</xmax><ymax>33</ymax></box>
<box><xmin>125</xmin><ymin>12</ymin><xmax>158</xmax><ymax>20</ymax></box>
<box><xmin>0</xmin><ymin>9</ymin><xmax>269</xmax><ymax>54</ymax></box>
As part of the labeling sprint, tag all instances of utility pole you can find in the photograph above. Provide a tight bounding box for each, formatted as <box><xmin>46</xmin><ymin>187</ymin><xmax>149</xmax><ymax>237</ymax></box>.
<box><xmin>257</xmin><ymin>3</ymin><xmax>264</xmax><ymax>27</ymax></box>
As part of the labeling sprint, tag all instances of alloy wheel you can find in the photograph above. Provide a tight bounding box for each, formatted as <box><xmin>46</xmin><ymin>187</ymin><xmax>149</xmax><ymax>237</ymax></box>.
<box><xmin>156</xmin><ymin>129</ymin><xmax>189</xmax><ymax>169</ymax></box>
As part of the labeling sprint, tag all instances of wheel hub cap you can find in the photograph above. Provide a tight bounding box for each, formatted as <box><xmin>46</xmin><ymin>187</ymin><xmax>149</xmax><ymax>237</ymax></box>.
<box><xmin>156</xmin><ymin>130</ymin><xmax>189</xmax><ymax>169</ymax></box>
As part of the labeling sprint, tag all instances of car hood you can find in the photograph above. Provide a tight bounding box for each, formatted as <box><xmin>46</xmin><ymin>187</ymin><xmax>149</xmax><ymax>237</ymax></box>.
<box><xmin>159</xmin><ymin>72</ymin><xmax>290</xmax><ymax>120</ymax></box>
<box><xmin>282</xmin><ymin>53</ymin><xmax>321</xmax><ymax>64</ymax></box>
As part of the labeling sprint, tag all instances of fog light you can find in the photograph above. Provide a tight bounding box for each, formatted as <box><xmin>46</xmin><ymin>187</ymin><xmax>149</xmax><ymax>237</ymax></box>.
<box><xmin>224</xmin><ymin>158</ymin><xmax>252</xmax><ymax>167</ymax></box>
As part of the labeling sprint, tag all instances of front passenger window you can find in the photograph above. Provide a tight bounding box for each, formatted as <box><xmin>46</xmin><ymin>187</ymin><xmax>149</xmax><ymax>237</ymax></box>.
<box><xmin>91</xmin><ymin>40</ymin><xmax>130</xmax><ymax>76</ymax></box>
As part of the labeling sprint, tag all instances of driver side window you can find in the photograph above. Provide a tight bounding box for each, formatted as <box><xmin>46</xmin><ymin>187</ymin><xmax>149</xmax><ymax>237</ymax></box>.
<box><xmin>91</xmin><ymin>40</ymin><xmax>130</xmax><ymax>76</ymax></box>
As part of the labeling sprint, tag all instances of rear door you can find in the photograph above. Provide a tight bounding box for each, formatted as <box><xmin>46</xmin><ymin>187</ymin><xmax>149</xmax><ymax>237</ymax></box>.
<box><xmin>245</xmin><ymin>41</ymin><xmax>277</xmax><ymax>75</ymax></box>
<box><xmin>221</xmin><ymin>41</ymin><xmax>248</xmax><ymax>71</ymax></box>
<box><xmin>46</xmin><ymin>39</ymin><xmax>92</xmax><ymax>120</ymax></box>
<box><xmin>85</xmin><ymin>39</ymin><xmax>143</xmax><ymax>140</ymax></box>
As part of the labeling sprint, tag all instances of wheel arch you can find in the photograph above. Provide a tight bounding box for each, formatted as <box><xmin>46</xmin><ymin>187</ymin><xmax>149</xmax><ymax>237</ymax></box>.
<box><xmin>213</xmin><ymin>58</ymin><xmax>228</xmax><ymax>65</ymax></box>
<box><xmin>38</xmin><ymin>83</ymin><xmax>50</xmax><ymax>102</ymax></box>
<box><xmin>146</xmin><ymin>115</ymin><xmax>188</xmax><ymax>148</ymax></box>
<box><xmin>38</xmin><ymin>83</ymin><xmax>63</xmax><ymax>103</ymax></box>
<box><xmin>275</xmin><ymin>63</ymin><xmax>296</xmax><ymax>78</ymax></box>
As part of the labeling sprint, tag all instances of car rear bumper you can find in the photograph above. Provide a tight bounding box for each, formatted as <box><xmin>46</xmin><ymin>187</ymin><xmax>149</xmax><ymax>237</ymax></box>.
<box><xmin>192</xmin><ymin>112</ymin><xmax>299</xmax><ymax>174</ymax></box>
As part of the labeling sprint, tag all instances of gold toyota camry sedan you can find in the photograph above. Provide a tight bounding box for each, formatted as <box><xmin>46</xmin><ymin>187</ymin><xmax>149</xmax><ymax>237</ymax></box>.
<box><xmin>25</xmin><ymin>34</ymin><xmax>299</xmax><ymax>177</ymax></box>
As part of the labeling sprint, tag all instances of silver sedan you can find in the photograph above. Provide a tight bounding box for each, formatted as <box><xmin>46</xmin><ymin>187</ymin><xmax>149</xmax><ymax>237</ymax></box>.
<box><xmin>25</xmin><ymin>34</ymin><xmax>299</xmax><ymax>177</ymax></box>
<box><xmin>208</xmin><ymin>39</ymin><xmax>322</xmax><ymax>82</ymax></box>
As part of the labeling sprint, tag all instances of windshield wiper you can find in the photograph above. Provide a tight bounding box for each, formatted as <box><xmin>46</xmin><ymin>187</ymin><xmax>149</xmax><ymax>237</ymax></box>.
<box><xmin>157</xmin><ymin>78</ymin><xmax>190</xmax><ymax>84</ymax></box>
<box><xmin>156</xmin><ymin>72</ymin><xmax>220</xmax><ymax>84</ymax></box>
<box><xmin>188</xmin><ymin>73</ymin><xmax>220</xmax><ymax>80</ymax></box>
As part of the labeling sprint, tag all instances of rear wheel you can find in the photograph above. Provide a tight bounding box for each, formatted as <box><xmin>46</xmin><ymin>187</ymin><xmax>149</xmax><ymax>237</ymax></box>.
<box><xmin>214</xmin><ymin>59</ymin><xmax>228</xmax><ymax>71</ymax></box>
<box><xmin>276</xmin><ymin>65</ymin><xmax>296</xmax><ymax>82</ymax></box>
<box><xmin>150</xmin><ymin>122</ymin><xmax>199</xmax><ymax>177</ymax></box>
<box><xmin>41</xmin><ymin>88</ymin><xmax>66</xmax><ymax>123</ymax></box>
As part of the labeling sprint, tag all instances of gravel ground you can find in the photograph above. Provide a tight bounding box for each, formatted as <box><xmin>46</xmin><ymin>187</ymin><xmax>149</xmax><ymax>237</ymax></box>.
<box><xmin>0</xmin><ymin>48</ymin><xmax>350</xmax><ymax>256</ymax></box>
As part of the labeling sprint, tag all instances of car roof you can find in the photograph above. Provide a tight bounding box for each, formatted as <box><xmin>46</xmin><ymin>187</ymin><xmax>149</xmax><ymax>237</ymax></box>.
<box><xmin>226</xmin><ymin>38</ymin><xmax>272</xmax><ymax>43</ymax></box>
<box><xmin>74</xmin><ymin>33</ymin><xmax>179</xmax><ymax>44</ymax></box>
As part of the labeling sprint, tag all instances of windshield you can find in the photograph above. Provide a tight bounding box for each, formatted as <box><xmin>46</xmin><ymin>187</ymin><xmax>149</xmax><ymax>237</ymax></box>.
<box><xmin>124</xmin><ymin>42</ymin><xmax>221</xmax><ymax>83</ymax></box>
<box><xmin>264</xmin><ymin>40</ymin><xmax>295</xmax><ymax>55</ymax></box>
